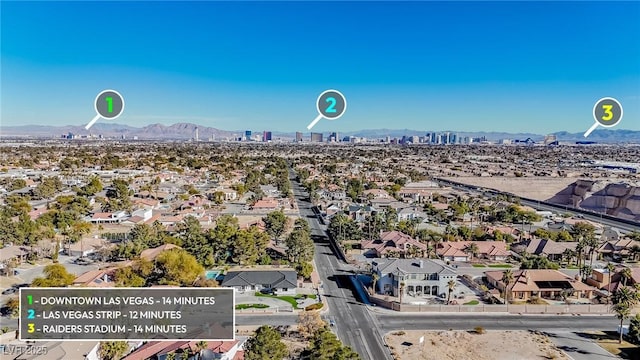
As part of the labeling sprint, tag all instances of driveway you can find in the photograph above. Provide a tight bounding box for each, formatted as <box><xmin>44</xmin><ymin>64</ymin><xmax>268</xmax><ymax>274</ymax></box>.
<box><xmin>235</xmin><ymin>294</ymin><xmax>294</xmax><ymax>312</ymax></box>
<box><xmin>543</xmin><ymin>331</ymin><xmax>619</xmax><ymax>360</ymax></box>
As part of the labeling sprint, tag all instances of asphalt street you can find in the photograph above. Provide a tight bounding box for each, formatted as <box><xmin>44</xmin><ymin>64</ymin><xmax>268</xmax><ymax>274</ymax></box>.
<box><xmin>289</xmin><ymin>168</ymin><xmax>393</xmax><ymax>360</ymax></box>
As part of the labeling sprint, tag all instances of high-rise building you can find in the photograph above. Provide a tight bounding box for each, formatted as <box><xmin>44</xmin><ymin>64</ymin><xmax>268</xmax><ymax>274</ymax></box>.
<box><xmin>263</xmin><ymin>131</ymin><xmax>272</xmax><ymax>142</ymax></box>
<box><xmin>295</xmin><ymin>132</ymin><xmax>303</xmax><ymax>142</ymax></box>
<box><xmin>310</xmin><ymin>132</ymin><xmax>323</xmax><ymax>142</ymax></box>
<box><xmin>328</xmin><ymin>132</ymin><xmax>338</xmax><ymax>142</ymax></box>
<box><xmin>245</xmin><ymin>130</ymin><xmax>252</xmax><ymax>141</ymax></box>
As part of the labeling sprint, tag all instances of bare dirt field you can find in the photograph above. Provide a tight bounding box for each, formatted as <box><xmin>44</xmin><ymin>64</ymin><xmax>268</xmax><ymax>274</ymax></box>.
<box><xmin>444</xmin><ymin>177</ymin><xmax>577</xmax><ymax>201</ymax></box>
<box><xmin>385</xmin><ymin>330</ymin><xmax>568</xmax><ymax>360</ymax></box>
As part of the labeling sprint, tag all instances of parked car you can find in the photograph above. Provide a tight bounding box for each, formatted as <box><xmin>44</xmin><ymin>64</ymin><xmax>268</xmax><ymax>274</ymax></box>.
<box><xmin>2</xmin><ymin>288</ymin><xmax>16</xmax><ymax>295</ymax></box>
<box><xmin>74</xmin><ymin>257</ymin><xmax>93</xmax><ymax>265</ymax></box>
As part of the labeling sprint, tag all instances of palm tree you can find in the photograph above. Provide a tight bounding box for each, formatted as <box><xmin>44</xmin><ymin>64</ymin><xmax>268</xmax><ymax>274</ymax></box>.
<box><xmin>607</xmin><ymin>263</ymin><xmax>616</xmax><ymax>302</ymax></box>
<box><xmin>611</xmin><ymin>287</ymin><xmax>640</xmax><ymax>343</ymax></box>
<box><xmin>502</xmin><ymin>269</ymin><xmax>514</xmax><ymax>304</ymax></box>
<box><xmin>371</xmin><ymin>272</ymin><xmax>380</xmax><ymax>294</ymax></box>
<box><xmin>447</xmin><ymin>279</ymin><xmax>456</xmax><ymax>304</ymax></box>
<box><xmin>586</xmin><ymin>236</ymin><xmax>599</xmax><ymax>267</ymax></box>
<box><xmin>196</xmin><ymin>341</ymin><xmax>208</xmax><ymax>355</ymax></box>
<box><xmin>466</xmin><ymin>243</ymin><xmax>480</xmax><ymax>262</ymax></box>
<box><xmin>166</xmin><ymin>352</ymin><xmax>176</xmax><ymax>360</ymax></box>
<box><xmin>575</xmin><ymin>240</ymin><xmax>586</xmax><ymax>269</ymax></box>
<box><xmin>562</xmin><ymin>248</ymin><xmax>576</xmax><ymax>266</ymax></box>
<box><xmin>621</xmin><ymin>268</ymin><xmax>633</xmax><ymax>287</ymax></box>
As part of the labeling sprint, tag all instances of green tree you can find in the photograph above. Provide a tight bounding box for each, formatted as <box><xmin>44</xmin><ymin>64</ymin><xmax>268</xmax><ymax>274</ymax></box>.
<box><xmin>31</xmin><ymin>264</ymin><xmax>75</xmax><ymax>287</ymax></box>
<box><xmin>232</xmin><ymin>227</ymin><xmax>270</xmax><ymax>266</ymax></box>
<box><xmin>155</xmin><ymin>249</ymin><xmax>205</xmax><ymax>286</ymax></box>
<box><xmin>104</xmin><ymin>178</ymin><xmax>132</xmax><ymax>212</ymax></box>
<box><xmin>78</xmin><ymin>175</ymin><xmax>103</xmax><ymax>196</ymax></box>
<box><xmin>502</xmin><ymin>269</ymin><xmax>514</xmax><ymax>304</ymax></box>
<box><xmin>207</xmin><ymin>214</ymin><xmax>239</xmax><ymax>264</ymax></box>
<box><xmin>629</xmin><ymin>313</ymin><xmax>640</xmax><ymax>343</ymax></box>
<box><xmin>296</xmin><ymin>261</ymin><xmax>314</xmax><ymax>280</ymax></box>
<box><xmin>8</xmin><ymin>178</ymin><xmax>26</xmax><ymax>191</ymax></box>
<box><xmin>99</xmin><ymin>341</ymin><xmax>129</xmax><ymax>360</ymax></box>
<box><xmin>611</xmin><ymin>286</ymin><xmax>640</xmax><ymax>343</ymax></box>
<box><xmin>328</xmin><ymin>214</ymin><xmax>362</xmax><ymax>243</ymax></box>
<box><xmin>263</xmin><ymin>210</ymin><xmax>287</xmax><ymax>242</ymax></box>
<box><xmin>114</xmin><ymin>266</ymin><xmax>146</xmax><ymax>287</ymax></box>
<box><xmin>286</xmin><ymin>228</ymin><xmax>314</xmax><ymax>264</ymax></box>
<box><xmin>4</xmin><ymin>297</ymin><xmax>19</xmax><ymax>318</ymax></box>
<box><xmin>447</xmin><ymin>279</ymin><xmax>456</xmax><ymax>304</ymax></box>
<box><xmin>244</xmin><ymin>325</ymin><xmax>288</xmax><ymax>360</ymax></box>
<box><xmin>176</xmin><ymin>216</ymin><xmax>213</xmax><ymax>267</ymax></box>
<box><xmin>307</xmin><ymin>328</ymin><xmax>361</xmax><ymax>360</ymax></box>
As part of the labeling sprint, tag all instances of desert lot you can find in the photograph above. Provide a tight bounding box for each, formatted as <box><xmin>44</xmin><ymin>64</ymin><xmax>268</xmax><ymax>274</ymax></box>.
<box><xmin>444</xmin><ymin>176</ymin><xmax>576</xmax><ymax>201</ymax></box>
<box><xmin>385</xmin><ymin>330</ymin><xmax>568</xmax><ymax>360</ymax></box>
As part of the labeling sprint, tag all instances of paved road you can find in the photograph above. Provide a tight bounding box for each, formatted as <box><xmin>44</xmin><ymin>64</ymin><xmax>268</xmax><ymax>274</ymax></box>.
<box><xmin>544</xmin><ymin>331</ymin><xmax>620</xmax><ymax>360</ymax></box>
<box><xmin>374</xmin><ymin>313</ymin><xmax>619</xmax><ymax>332</ymax></box>
<box><xmin>289</xmin><ymin>168</ymin><xmax>393</xmax><ymax>360</ymax></box>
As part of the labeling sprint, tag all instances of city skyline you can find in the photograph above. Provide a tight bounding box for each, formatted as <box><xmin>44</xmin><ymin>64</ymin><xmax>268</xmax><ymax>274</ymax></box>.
<box><xmin>2</xmin><ymin>1</ymin><xmax>640</xmax><ymax>133</ymax></box>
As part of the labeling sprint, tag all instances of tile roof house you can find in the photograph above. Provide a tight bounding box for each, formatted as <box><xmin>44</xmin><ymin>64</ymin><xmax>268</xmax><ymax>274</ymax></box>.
<box><xmin>486</xmin><ymin>269</ymin><xmax>596</xmax><ymax>302</ymax></box>
<box><xmin>437</xmin><ymin>241</ymin><xmax>511</xmax><ymax>262</ymax></box>
<box><xmin>515</xmin><ymin>238</ymin><xmax>578</xmax><ymax>261</ymax></box>
<box><xmin>372</xmin><ymin>258</ymin><xmax>456</xmax><ymax>300</ymax></box>
<box><xmin>598</xmin><ymin>239</ymin><xmax>640</xmax><ymax>261</ymax></box>
<box><xmin>221</xmin><ymin>269</ymin><xmax>298</xmax><ymax>295</ymax></box>
<box><xmin>121</xmin><ymin>340</ymin><xmax>243</xmax><ymax>360</ymax></box>
<box><xmin>252</xmin><ymin>198</ymin><xmax>280</xmax><ymax>211</ymax></box>
<box><xmin>586</xmin><ymin>266</ymin><xmax>640</xmax><ymax>297</ymax></box>
<box><xmin>362</xmin><ymin>231</ymin><xmax>427</xmax><ymax>258</ymax></box>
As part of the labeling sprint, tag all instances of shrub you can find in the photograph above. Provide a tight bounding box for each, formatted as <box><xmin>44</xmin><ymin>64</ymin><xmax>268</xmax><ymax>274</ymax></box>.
<box><xmin>304</xmin><ymin>303</ymin><xmax>323</xmax><ymax>311</ymax></box>
<box><xmin>392</xmin><ymin>331</ymin><xmax>406</xmax><ymax>336</ymax></box>
<box><xmin>474</xmin><ymin>326</ymin><xmax>485</xmax><ymax>334</ymax></box>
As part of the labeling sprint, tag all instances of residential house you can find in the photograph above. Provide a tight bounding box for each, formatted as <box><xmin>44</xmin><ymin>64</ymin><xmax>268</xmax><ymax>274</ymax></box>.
<box><xmin>515</xmin><ymin>238</ymin><xmax>578</xmax><ymax>262</ymax></box>
<box><xmin>73</xmin><ymin>267</ymin><xmax>118</xmax><ymax>287</ymax></box>
<box><xmin>598</xmin><ymin>239</ymin><xmax>640</xmax><ymax>261</ymax></box>
<box><xmin>397</xmin><ymin>206</ymin><xmax>427</xmax><ymax>222</ymax></box>
<box><xmin>252</xmin><ymin>198</ymin><xmax>280</xmax><ymax>211</ymax></box>
<box><xmin>437</xmin><ymin>241</ymin><xmax>511</xmax><ymax>262</ymax></box>
<box><xmin>121</xmin><ymin>208</ymin><xmax>153</xmax><ymax>225</ymax></box>
<box><xmin>88</xmin><ymin>211</ymin><xmax>128</xmax><ymax>224</ymax></box>
<box><xmin>363</xmin><ymin>188</ymin><xmax>391</xmax><ymax>199</ymax></box>
<box><xmin>67</xmin><ymin>236</ymin><xmax>108</xmax><ymax>257</ymax></box>
<box><xmin>122</xmin><ymin>340</ymin><xmax>243</xmax><ymax>360</ymax></box>
<box><xmin>221</xmin><ymin>269</ymin><xmax>298</xmax><ymax>295</ymax></box>
<box><xmin>361</xmin><ymin>231</ymin><xmax>427</xmax><ymax>258</ymax></box>
<box><xmin>486</xmin><ymin>269</ymin><xmax>596</xmax><ymax>302</ymax></box>
<box><xmin>347</xmin><ymin>204</ymin><xmax>377</xmax><ymax>223</ymax></box>
<box><xmin>587</xmin><ymin>266</ymin><xmax>640</xmax><ymax>297</ymax></box>
<box><xmin>371</xmin><ymin>258</ymin><xmax>456</xmax><ymax>299</ymax></box>
<box><xmin>0</xmin><ymin>245</ymin><xmax>28</xmax><ymax>275</ymax></box>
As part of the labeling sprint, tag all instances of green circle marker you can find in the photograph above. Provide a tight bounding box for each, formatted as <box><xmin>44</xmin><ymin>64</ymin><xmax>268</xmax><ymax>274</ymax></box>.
<box><xmin>86</xmin><ymin>90</ymin><xmax>125</xmax><ymax>130</ymax></box>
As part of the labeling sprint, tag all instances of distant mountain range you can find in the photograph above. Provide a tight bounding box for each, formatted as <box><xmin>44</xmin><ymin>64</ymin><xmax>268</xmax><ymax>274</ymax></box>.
<box><xmin>1</xmin><ymin>122</ymin><xmax>639</xmax><ymax>143</ymax></box>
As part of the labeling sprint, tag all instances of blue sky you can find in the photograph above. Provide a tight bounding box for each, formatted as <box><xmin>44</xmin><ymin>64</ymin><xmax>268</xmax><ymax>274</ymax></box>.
<box><xmin>2</xmin><ymin>1</ymin><xmax>639</xmax><ymax>133</ymax></box>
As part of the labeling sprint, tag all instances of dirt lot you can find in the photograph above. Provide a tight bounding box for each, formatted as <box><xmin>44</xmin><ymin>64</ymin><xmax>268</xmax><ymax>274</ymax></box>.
<box><xmin>385</xmin><ymin>330</ymin><xmax>568</xmax><ymax>360</ymax></box>
<box><xmin>443</xmin><ymin>176</ymin><xmax>576</xmax><ymax>201</ymax></box>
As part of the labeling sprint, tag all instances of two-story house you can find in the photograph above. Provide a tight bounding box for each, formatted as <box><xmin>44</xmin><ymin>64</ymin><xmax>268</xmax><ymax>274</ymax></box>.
<box><xmin>372</xmin><ymin>258</ymin><xmax>456</xmax><ymax>300</ymax></box>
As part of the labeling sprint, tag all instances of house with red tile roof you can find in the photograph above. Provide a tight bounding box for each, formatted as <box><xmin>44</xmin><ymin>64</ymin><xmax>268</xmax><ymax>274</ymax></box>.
<box><xmin>437</xmin><ymin>241</ymin><xmax>511</xmax><ymax>262</ymax></box>
<box><xmin>361</xmin><ymin>231</ymin><xmax>427</xmax><ymax>258</ymax></box>
<box><xmin>486</xmin><ymin>269</ymin><xmax>596</xmax><ymax>302</ymax></box>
